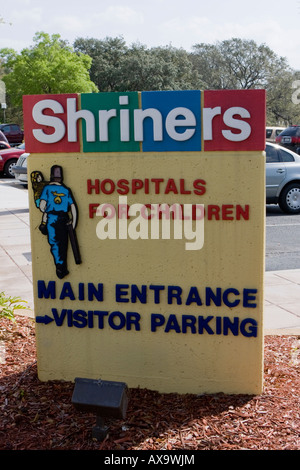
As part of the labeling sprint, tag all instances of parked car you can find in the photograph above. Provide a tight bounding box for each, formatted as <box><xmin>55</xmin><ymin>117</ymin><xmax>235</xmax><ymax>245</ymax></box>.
<box><xmin>0</xmin><ymin>123</ymin><xmax>24</xmax><ymax>145</ymax></box>
<box><xmin>266</xmin><ymin>127</ymin><xmax>285</xmax><ymax>143</ymax></box>
<box><xmin>275</xmin><ymin>125</ymin><xmax>300</xmax><ymax>152</ymax></box>
<box><xmin>0</xmin><ymin>143</ymin><xmax>25</xmax><ymax>178</ymax></box>
<box><xmin>0</xmin><ymin>130</ymin><xmax>9</xmax><ymax>145</ymax></box>
<box><xmin>0</xmin><ymin>141</ymin><xmax>10</xmax><ymax>150</ymax></box>
<box><xmin>266</xmin><ymin>142</ymin><xmax>300</xmax><ymax>213</ymax></box>
<box><xmin>13</xmin><ymin>151</ymin><xmax>28</xmax><ymax>185</ymax></box>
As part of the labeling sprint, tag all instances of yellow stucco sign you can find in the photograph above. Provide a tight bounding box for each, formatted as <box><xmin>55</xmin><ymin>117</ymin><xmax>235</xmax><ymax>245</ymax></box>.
<box><xmin>23</xmin><ymin>89</ymin><xmax>266</xmax><ymax>394</ymax></box>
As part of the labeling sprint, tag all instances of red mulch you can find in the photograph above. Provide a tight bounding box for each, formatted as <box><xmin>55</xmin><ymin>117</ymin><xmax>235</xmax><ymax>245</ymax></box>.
<box><xmin>0</xmin><ymin>315</ymin><xmax>299</xmax><ymax>451</ymax></box>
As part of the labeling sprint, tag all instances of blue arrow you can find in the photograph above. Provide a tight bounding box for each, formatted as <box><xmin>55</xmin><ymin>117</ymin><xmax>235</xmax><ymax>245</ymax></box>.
<box><xmin>36</xmin><ymin>315</ymin><xmax>54</xmax><ymax>324</ymax></box>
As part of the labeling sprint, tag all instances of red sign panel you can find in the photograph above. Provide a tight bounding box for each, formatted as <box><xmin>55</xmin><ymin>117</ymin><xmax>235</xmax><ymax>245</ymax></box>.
<box><xmin>203</xmin><ymin>89</ymin><xmax>266</xmax><ymax>151</ymax></box>
<box><xmin>23</xmin><ymin>94</ymin><xmax>80</xmax><ymax>153</ymax></box>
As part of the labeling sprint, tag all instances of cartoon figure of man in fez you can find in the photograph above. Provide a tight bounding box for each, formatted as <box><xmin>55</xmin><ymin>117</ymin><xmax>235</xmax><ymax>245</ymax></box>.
<box><xmin>37</xmin><ymin>165</ymin><xmax>81</xmax><ymax>279</ymax></box>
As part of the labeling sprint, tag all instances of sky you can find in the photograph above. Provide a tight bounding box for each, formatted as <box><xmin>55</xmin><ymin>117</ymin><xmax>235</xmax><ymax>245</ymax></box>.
<box><xmin>1</xmin><ymin>0</ymin><xmax>300</xmax><ymax>70</ymax></box>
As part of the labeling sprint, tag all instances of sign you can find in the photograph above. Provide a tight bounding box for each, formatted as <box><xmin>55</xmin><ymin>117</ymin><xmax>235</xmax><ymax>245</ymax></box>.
<box><xmin>23</xmin><ymin>89</ymin><xmax>266</xmax><ymax>394</ymax></box>
<box><xmin>23</xmin><ymin>89</ymin><xmax>265</xmax><ymax>152</ymax></box>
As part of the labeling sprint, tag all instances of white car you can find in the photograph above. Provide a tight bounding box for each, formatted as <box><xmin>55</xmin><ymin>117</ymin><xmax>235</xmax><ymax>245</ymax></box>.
<box><xmin>266</xmin><ymin>127</ymin><xmax>285</xmax><ymax>143</ymax></box>
<box><xmin>13</xmin><ymin>152</ymin><xmax>29</xmax><ymax>185</ymax></box>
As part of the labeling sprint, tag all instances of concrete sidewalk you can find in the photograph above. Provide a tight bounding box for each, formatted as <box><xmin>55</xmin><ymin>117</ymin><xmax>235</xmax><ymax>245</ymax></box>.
<box><xmin>0</xmin><ymin>183</ymin><xmax>300</xmax><ymax>335</ymax></box>
<box><xmin>264</xmin><ymin>270</ymin><xmax>300</xmax><ymax>335</ymax></box>
<box><xmin>0</xmin><ymin>180</ymin><xmax>34</xmax><ymax>316</ymax></box>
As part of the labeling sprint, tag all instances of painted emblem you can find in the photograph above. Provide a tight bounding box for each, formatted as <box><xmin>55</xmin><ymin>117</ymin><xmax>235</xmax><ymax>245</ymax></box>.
<box><xmin>31</xmin><ymin>165</ymin><xmax>81</xmax><ymax>279</ymax></box>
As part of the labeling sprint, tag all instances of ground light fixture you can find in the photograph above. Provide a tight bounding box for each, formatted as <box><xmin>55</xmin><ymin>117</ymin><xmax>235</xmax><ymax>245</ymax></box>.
<box><xmin>71</xmin><ymin>377</ymin><xmax>129</xmax><ymax>440</ymax></box>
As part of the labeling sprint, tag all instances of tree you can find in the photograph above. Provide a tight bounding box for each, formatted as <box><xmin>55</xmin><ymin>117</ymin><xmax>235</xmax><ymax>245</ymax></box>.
<box><xmin>0</xmin><ymin>32</ymin><xmax>98</xmax><ymax>107</ymax></box>
<box><xmin>190</xmin><ymin>38</ymin><xmax>300</xmax><ymax>125</ymax></box>
<box><xmin>191</xmin><ymin>38</ymin><xmax>288</xmax><ymax>90</ymax></box>
<box><xmin>2</xmin><ymin>33</ymin><xmax>298</xmax><ymax>126</ymax></box>
<box><xmin>73</xmin><ymin>37</ymin><xmax>200</xmax><ymax>92</ymax></box>
<box><xmin>266</xmin><ymin>69</ymin><xmax>300</xmax><ymax>125</ymax></box>
<box><xmin>74</xmin><ymin>36</ymin><xmax>128</xmax><ymax>92</ymax></box>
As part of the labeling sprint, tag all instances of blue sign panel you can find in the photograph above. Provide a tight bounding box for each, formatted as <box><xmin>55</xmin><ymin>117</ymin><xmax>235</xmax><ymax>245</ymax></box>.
<box><xmin>140</xmin><ymin>90</ymin><xmax>202</xmax><ymax>152</ymax></box>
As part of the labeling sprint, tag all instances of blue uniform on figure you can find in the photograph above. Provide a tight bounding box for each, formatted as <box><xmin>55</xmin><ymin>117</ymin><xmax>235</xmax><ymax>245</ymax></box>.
<box><xmin>39</xmin><ymin>166</ymin><xmax>77</xmax><ymax>279</ymax></box>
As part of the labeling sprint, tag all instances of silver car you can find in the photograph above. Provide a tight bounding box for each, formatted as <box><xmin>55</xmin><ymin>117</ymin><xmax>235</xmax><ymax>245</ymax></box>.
<box><xmin>12</xmin><ymin>152</ymin><xmax>29</xmax><ymax>186</ymax></box>
<box><xmin>266</xmin><ymin>142</ymin><xmax>300</xmax><ymax>213</ymax></box>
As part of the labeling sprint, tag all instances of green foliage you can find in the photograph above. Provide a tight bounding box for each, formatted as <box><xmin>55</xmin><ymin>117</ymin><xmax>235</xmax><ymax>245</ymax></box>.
<box><xmin>74</xmin><ymin>36</ymin><xmax>300</xmax><ymax>125</ymax></box>
<box><xmin>265</xmin><ymin>69</ymin><xmax>300</xmax><ymax>125</ymax></box>
<box><xmin>1</xmin><ymin>32</ymin><xmax>98</xmax><ymax>107</ymax></box>
<box><xmin>191</xmin><ymin>38</ymin><xmax>300</xmax><ymax>125</ymax></box>
<box><xmin>191</xmin><ymin>38</ymin><xmax>288</xmax><ymax>89</ymax></box>
<box><xmin>74</xmin><ymin>37</ymin><xmax>201</xmax><ymax>92</ymax></box>
<box><xmin>0</xmin><ymin>47</ymin><xmax>17</xmax><ymax>76</ymax></box>
<box><xmin>0</xmin><ymin>292</ymin><xmax>28</xmax><ymax>322</ymax></box>
<box><xmin>1</xmin><ymin>33</ymin><xmax>299</xmax><ymax>126</ymax></box>
<box><xmin>74</xmin><ymin>36</ymin><xmax>127</xmax><ymax>92</ymax></box>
